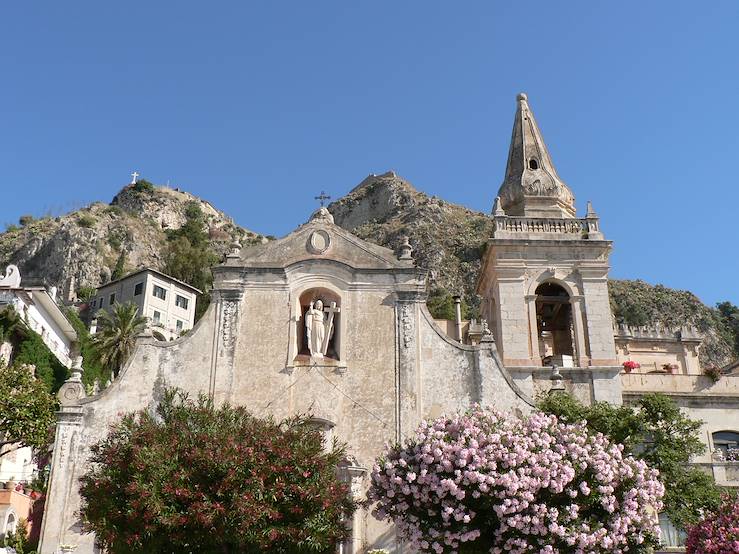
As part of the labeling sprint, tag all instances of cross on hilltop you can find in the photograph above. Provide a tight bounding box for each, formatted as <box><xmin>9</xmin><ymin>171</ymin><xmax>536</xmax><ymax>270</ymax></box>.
<box><xmin>314</xmin><ymin>191</ymin><xmax>331</xmax><ymax>207</ymax></box>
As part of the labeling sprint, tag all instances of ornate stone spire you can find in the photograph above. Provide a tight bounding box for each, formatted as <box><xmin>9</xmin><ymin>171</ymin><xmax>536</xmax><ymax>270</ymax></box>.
<box><xmin>495</xmin><ymin>93</ymin><xmax>576</xmax><ymax>218</ymax></box>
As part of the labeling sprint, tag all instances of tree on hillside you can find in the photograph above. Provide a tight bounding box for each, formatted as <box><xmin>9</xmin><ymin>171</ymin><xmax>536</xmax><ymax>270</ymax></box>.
<box><xmin>716</xmin><ymin>301</ymin><xmax>739</xmax><ymax>359</ymax></box>
<box><xmin>79</xmin><ymin>389</ymin><xmax>355</xmax><ymax>554</ymax></box>
<box><xmin>0</xmin><ymin>363</ymin><xmax>57</xmax><ymax>459</ymax></box>
<box><xmin>91</xmin><ymin>302</ymin><xmax>147</xmax><ymax>377</ymax></box>
<box><xmin>538</xmin><ymin>392</ymin><xmax>722</xmax><ymax>529</ymax></box>
<box><xmin>164</xmin><ymin>201</ymin><xmax>219</xmax><ymax>321</ymax></box>
<box><xmin>369</xmin><ymin>407</ymin><xmax>663</xmax><ymax>554</ymax></box>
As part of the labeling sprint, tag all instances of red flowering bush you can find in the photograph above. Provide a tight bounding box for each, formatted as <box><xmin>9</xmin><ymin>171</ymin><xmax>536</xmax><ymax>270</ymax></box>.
<box><xmin>79</xmin><ymin>389</ymin><xmax>354</xmax><ymax>553</ymax></box>
<box><xmin>685</xmin><ymin>494</ymin><xmax>739</xmax><ymax>553</ymax></box>
<box><xmin>622</xmin><ymin>361</ymin><xmax>641</xmax><ymax>373</ymax></box>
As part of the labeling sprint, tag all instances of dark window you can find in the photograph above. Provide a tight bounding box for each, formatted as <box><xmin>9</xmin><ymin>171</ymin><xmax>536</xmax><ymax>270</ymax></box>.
<box><xmin>176</xmin><ymin>320</ymin><xmax>183</xmax><ymax>331</ymax></box>
<box><xmin>152</xmin><ymin>310</ymin><xmax>161</xmax><ymax>324</ymax></box>
<box><xmin>90</xmin><ymin>299</ymin><xmax>96</xmax><ymax>308</ymax></box>
<box><xmin>175</xmin><ymin>295</ymin><xmax>189</xmax><ymax>309</ymax></box>
<box><xmin>109</xmin><ymin>293</ymin><xmax>116</xmax><ymax>305</ymax></box>
<box><xmin>713</xmin><ymin>431</ymin><xmax>739</xmax><ymax>455</ymax></box>
<box><xmin>153</xmin><ymin>285</ymin><xmax>166</xmax><ymax>300</ymax></box>
<box><xmin>529</xmin><ymin>158</ymin><xmax>539</xmax><ymax>170</ymax></box>
<box><xmin>134</xmin><ymin>282</ymin><xmax>144</xmax><ymax>296</ymax></box>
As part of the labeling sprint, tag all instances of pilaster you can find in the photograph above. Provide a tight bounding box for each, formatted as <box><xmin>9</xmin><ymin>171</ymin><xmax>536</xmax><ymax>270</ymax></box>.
<box><xmin>395</xmin><ymin>290</ymin><xmax>424</xmax><ymax>442</ymax></box>
<box><xmin>39</xmin><ymin>362</ymin><xmax>86</xmax><ymax>554</ymax></box>
<box><xmin>579</xmin><ymin>270</ymin><xmax>618</xmax><ymax>365</ymax></box>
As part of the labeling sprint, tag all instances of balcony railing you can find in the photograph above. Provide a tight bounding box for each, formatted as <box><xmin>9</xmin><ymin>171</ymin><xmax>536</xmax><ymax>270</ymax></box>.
<box><xmin>621</xmin><ymin>372</ymin><xmax>739</xmax><ymax>395</ymax></box>
<box><xmin>492</xmin><ymin>215</ymin><xmax>601</xmax><ymax>239</ymax></box>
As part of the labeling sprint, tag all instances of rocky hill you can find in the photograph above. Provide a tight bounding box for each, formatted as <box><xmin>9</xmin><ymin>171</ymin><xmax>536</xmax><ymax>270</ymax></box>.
<box><xmin>329</xmin><ymin>172</ymin><xmax>738</xmax><ymax>369</ymax></box>
<box><xmin>1</xmin><ymin>174</ymin><xmax>736</xmax><ymax>369</ymax></box>
<box><xmin>0</xmin><ymin>181</ymin><xmax>257</xmax><ymax>299</ymax></box>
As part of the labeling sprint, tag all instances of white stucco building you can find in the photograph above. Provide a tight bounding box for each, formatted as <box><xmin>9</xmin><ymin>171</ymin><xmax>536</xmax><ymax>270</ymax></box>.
<box><xmin>91</xmin><ymin>268</ymin><xmax>200</xmax><ymax>341</ymax></box>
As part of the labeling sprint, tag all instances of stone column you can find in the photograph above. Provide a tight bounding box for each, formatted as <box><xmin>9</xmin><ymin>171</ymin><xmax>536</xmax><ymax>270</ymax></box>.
<box><xmin>525</xmin><ymin>295</ymin><xmax>541</xmax><ymax>365</ymax></box>
<box><xmin>38</xmin><ymin>360</ymin><xmax>86</xmax><ymax>554</ymax></box>
<box><xmin>569</xmin><ymin>296</ymin><xmax>590</xmax><ymax>367</ymax></box>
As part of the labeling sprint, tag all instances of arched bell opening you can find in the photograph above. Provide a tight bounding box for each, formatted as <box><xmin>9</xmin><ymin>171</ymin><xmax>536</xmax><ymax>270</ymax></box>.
<box><xmin>297</xmin><ymin>288</ymin><xmax>341</xmax><ymax>361</ymax></box>
<box><xmin>535</xmin><ymin>282</ymin><xmax>575</xmax><ymax>365</ymax></box>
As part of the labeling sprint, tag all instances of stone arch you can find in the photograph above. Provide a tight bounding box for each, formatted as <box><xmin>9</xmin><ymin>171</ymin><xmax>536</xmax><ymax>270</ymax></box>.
<box><xmin>2</xmin><ymin>506</ymin><xmax>17</xmax><ymax>537</ymax></box>
<box><xmin>534</xmin><ymin>281</ymin><xmax>575</xmax><ymax>364</ymax></box>
<box><xmin>526</xmin><ymin>272</ymin><xmax>579</xmax><ymax>297</ymax></box>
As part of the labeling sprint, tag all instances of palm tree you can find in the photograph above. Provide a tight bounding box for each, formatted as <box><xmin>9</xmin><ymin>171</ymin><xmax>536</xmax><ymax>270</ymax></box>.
<box><xmin>91</xmin><ymin>302</ymin><xmax>147</xmax><ymax>376</ymax></box>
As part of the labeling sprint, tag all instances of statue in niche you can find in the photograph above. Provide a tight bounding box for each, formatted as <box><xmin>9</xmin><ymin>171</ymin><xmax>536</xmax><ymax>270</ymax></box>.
<box><xmin>305</xmin><ymin>299</ymin><xmax>340</xmax><ymax>359</ymax></box>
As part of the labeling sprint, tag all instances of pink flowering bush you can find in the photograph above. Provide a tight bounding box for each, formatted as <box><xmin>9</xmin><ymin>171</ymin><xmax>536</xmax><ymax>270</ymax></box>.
<box><xmin>368</xmin><ymin>407</ymin><xmax>664</xmax><ymax>554</ymax></box>
<box><xmin>685</xmin><ymin>494</ymin><xmax>739</xmax><ymax>553</ymax></box>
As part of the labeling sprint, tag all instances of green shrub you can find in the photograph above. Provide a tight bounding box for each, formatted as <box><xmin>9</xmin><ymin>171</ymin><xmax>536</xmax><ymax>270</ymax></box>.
<box><xmin>77</xmin><ymin>214</ymin><xmax>96</xmax><ymax>228</ymax></box>
<box><xmin>4</xmin><ymin>223</ymin><xmax>20</xmax><ymax>233</ymax></box>
<box><xmin>132</xmin><ymin>179</ymin><xmax>155</xmax><ymax>193</ymax></box>
<box><xmin>18</xmin><ymin>215</ymin><xmax>34</xmax><ymax>227</ymax></box>
<box><xmin>426</xmin><ymin>288</ymin><xmax>469</xmax><ymax>320</ymax></box>
<box><xmin>76</xmin><ymin>286</ymin><xmax>97</xmax><ymax>302</ymax></box>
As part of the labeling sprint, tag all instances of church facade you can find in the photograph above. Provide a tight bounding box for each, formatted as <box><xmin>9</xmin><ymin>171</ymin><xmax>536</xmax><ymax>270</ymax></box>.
<box><xmin>39</xmin><ymin>95</ymin><xmax>739</xmax><ymax>553</ymax></box>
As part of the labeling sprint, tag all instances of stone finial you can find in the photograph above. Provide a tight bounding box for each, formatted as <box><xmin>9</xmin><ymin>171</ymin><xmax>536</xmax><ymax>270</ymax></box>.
<box><xmin>310</xmin><ymin>206</ymin><xmax>335</xmax><ymax>225</ymax></box>
<box><xmin>517</xmin><ymin>92</ymin><xmax>528</xmax><ymax>102</ymax></box>
<box><xmin>397</xmin><ymin>235</ymin><xmax>413</xmax><ymax>260</ymax></box>
<box><xmin>0</xmin><ymin>265</ymin><xmax>21</xmax><ymax>288</ymax></box>
<box><xmin>227</xmin><ymin>240</ymin><xmax>242</xmax><ymax>258</ymax></box>
<box><xmin>492</xmin><ymin>196</ymin><xmax>506</xmax><ymax>217</ymax></box>
<box><xmin>548</xmin><ymin>364</ymin><xmax>566</xmax><ymax>394</ymax></box>
<box><xmin>586</xmin><ymin>200</ymin><xmax>597</xmax><ymax>218</ymax></box>
<box><xmin>70</xmin><ymin>355</ymin><xmax>83</xmax><ymax>380</ymax></box>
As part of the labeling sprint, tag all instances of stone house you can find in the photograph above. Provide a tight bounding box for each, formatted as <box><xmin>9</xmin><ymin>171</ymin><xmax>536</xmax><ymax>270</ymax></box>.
<box><xmin>39</xmin><ymin>94</ymin><xmax>738</xmax><ymax>553</ymax></box>
<box><xmin>90</xmin><ymin>268</ymin><xmax>199</xmax><ymax>341</ymax></box>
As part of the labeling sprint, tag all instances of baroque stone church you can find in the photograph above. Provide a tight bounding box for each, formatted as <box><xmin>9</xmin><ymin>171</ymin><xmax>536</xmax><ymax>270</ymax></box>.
<box><xmin>39</xmin><ymin>94</ymin><xmax>739</xmax><ymax>553</ymax></box>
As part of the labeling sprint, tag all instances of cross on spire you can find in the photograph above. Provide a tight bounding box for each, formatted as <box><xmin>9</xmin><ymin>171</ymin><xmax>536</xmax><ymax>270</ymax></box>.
<box><xmin>130</xmin><ymin>171</ymin><xmax>139</xmax><ymax>185</ymax></box>
<box><xmin>314</xmin><ymin>190</ymin><xmax>331</xmax><ymax>207</ymax></box>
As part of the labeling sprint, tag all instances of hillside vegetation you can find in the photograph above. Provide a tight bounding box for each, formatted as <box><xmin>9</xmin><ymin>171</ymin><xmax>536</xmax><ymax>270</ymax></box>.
<box><xmin>1</xmin><ymin>174</ymin><xmax>736</xmax><ymax>369</ymax></box>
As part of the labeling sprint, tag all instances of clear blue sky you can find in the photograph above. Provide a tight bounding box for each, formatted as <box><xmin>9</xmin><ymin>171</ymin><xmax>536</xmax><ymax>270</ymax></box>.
<box><xmin>1</xmin><ymin>2</ymin><xmax>737</xmax><ymax>305</ymax></box>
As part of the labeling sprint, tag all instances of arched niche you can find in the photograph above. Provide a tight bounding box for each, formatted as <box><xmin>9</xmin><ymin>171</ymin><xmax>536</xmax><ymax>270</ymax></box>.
<box><xmin>292</xmin><ymin>287</ymin><xmax>342</xmax><ymax>362</ymax></box>
<box><xmin>535</xmin><ymin>282</ymin><xmax>575</xmax><ymax>363</ymax></box>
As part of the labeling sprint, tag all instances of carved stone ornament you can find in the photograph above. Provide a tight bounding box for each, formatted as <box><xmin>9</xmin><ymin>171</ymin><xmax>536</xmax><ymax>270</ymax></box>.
<box><xmin>58</xmin><ymin>379</ymin><xmax>85</xmax><ymax>406</ymax></box>
<box><xmin>0</xmin><ymin>265</ymin><xmax>21</xmax><ymax>288</ymax></box>
<box><xmin>221</xmin><ymin>300</ymin><xmax>238</xmax><ymax>350</ymax></box>
<box><xmin>307</xmin><ymin>230</ymin><xmax>331</xmax><ymax>254</ymax></box>
<box><xmin>400</xmin><ymin>304</ymin><xmax>414</xmax><ymax>349</ymax></box>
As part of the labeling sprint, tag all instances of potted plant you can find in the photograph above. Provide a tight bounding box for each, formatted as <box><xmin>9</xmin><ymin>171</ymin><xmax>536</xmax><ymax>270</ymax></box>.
<box><xmin>662</xmin><ymin>363</ymin><xmax>678</xmax><ymax>373</ymax></box>
<box><xmin>704</xmin><ymin>366</ymin><xmax>722</xmax><ymax>383</ymax></box>
<box><xmin>622</xmin><ymin>360</ymin><xmax>640</xmax><ymax>373</ymax></box>
<box><xmin>4</xmin><ymin>477</ymin><xmax>16</xmax><ymax>490</ymax></box>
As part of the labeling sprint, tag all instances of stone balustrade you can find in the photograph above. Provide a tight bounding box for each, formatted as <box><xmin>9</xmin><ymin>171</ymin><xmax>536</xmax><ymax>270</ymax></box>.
<box><xmin>492</xmin><ymin>215</ymin><xmax>601</xmax><ymax>239</ymax></box>
<box><xmin>621</xmin><ymin>372</ymin><xmax>739</xmax><ymax>395</ymax></box>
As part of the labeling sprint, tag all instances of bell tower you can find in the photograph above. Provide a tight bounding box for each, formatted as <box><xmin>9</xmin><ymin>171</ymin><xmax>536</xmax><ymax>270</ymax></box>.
<box><xmin>477</xmin><ymin>93</ymin><xmax>618</xmax><ymax>368</ymax></box>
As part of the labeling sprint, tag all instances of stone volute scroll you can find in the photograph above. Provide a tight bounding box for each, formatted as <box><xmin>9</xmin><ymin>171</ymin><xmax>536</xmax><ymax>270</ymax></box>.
<box><xmin>0</xmin><ymin>265</ymin><xmax>21</xmax><ymax>288</ymax></box>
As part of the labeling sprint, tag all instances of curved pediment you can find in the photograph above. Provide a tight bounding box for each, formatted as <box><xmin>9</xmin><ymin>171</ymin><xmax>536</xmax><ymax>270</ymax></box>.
<box><xmin>224</xmin><ymin>209</ymin><xmax>415</xmax><ymax>272</ymax></box>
